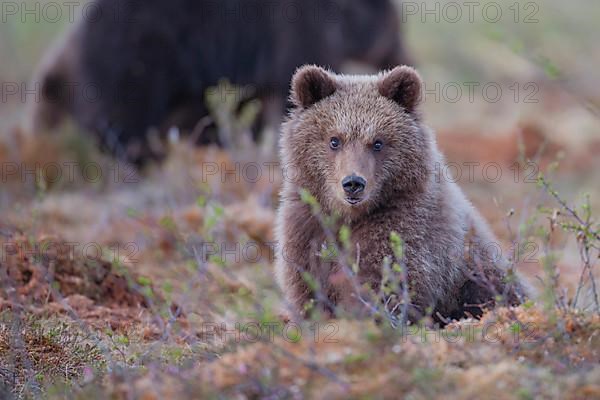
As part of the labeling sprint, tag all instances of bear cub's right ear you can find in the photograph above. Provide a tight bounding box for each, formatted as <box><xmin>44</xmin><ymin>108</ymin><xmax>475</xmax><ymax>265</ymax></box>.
<box><xmin>291</xmin><ymin>65</ymin><xmax>337</xmax><ymax>109</ymax></box>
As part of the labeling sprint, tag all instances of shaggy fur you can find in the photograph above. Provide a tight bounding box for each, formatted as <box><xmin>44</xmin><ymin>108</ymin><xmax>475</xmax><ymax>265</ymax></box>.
<box><xmin>23</xmin><ymin>0</ymin><xmax>410</xmax><ymax>163</ymax></box>
<box><xmin>275</xmin><ymin>65</ymin><xmax>529</xmax><ymax>323</ymax></box>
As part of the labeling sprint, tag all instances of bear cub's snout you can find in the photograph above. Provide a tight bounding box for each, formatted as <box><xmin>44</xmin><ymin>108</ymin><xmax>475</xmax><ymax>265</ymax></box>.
<box><xmin>342</xmin><ymin>175</ymin><xmax>366</xmax><ymax>198</ymax></box>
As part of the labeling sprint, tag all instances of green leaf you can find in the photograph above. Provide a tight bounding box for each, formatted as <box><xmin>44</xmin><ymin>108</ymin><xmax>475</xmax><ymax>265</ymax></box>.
<box><xmin>390</xmin><ymin>231</ymin><xmax>404</xmax><ymax>260</ymax></box>
<box><xmin>137</xmin><ymin>276</ymin><xmax>152</xmax><ymax>287</ymax></box>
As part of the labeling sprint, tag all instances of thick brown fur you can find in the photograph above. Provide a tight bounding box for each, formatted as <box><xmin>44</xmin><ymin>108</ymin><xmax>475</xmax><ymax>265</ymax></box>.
<box><xmin>275</xmin><ymin>65</ymin><xmax>530</xmax><ymax>323</ymax></box>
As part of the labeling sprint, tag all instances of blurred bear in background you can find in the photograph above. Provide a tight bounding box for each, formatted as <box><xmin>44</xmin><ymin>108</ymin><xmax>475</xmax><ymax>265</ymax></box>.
<box><xmin>22</xmin><ymin>0</ymin><xmax>411</xmax><ymax>164</ymax></box>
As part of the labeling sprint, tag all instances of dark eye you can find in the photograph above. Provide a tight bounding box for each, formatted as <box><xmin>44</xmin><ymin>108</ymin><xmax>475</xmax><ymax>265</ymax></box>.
<box><xmin>330</xmin><ymin>137</ymin><xmax>341</xmax><ymax>150</ymax></box>
<box><xmin>373</xmin><ymin>140</ymin><xmax>383</xmax><ymax>151</ymax></box>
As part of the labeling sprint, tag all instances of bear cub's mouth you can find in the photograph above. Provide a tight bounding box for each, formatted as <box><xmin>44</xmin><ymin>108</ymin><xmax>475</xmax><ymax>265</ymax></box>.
<box><xmin>345</xmin><ymin>196</ymin><xmax>363</xmax><ymax>205</ymax></box>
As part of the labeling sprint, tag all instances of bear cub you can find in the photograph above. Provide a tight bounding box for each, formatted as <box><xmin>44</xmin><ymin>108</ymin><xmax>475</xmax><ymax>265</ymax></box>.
<box><xmin>275</xmin><ymin>65</ymin><xmax>529</xmax><ymax>323</ymax></box>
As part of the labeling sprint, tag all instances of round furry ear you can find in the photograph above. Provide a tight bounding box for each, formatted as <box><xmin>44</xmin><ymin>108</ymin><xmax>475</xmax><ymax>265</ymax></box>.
<box><xmin>291</xmin><ymin>65</ymin><xmax>337</xmax><ymax>108</ymax></box>
<box><xmin>378</xmin><ymin>66</ymin><xmax>422</xmax><ymax>113</ymax></box>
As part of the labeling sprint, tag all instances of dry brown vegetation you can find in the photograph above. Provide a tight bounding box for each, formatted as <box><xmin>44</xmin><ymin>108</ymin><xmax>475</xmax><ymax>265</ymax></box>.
<box><xmin>0</xmin><ymin>127</ymin><xmax>598</xmax><ymax>398</ymax></box>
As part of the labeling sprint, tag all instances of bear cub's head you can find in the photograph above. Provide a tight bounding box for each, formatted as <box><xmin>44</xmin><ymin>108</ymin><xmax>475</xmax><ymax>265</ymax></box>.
<box><xmin>282</xmin><ymin>65</ymin><xmax>432</xmax><ymax>221</ymax></box>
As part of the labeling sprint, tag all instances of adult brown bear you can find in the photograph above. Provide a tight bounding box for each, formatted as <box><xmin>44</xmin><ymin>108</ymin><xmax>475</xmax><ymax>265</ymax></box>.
<box><xmin>24</xmin><ymin>0</ymin><xmax>411</xmax><ymax>164</ymax></box>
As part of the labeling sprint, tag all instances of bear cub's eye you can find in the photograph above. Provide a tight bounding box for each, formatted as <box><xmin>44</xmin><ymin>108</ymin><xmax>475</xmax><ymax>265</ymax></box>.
<box><xmin>329</xmin><ymin>137</ymin><xmax>341</xmax><ymax>150</ymax></box>
<box><xmin>373</xmin><ymin>140</ymin><xmax>383</xmax><ymax>151</ymax></box>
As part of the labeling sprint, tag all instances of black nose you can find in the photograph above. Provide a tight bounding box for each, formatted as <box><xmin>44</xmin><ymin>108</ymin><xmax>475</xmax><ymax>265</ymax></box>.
<box><xmin>342</xmin><ymin>175</ymin><xmax>366</xmax><ymax>195</ymax></box>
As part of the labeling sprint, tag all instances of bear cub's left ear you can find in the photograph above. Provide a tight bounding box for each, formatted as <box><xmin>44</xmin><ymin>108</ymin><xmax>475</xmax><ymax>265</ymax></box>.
<box><xmin>378</xmin><ymin>66</ymin><xmax>423</xmax><ymax>113</ymax></box>
<box><xmin>291</xmin><ymin>65</ymin><xmax>337</xmax><ymax>109</ymax></box>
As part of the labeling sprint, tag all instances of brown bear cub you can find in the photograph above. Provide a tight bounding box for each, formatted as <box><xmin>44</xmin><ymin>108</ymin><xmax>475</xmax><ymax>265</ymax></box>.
<box><xmin>275</xmin><ymin>65</ymin><xmax>529</xmax><ymax>324</ymax></box>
